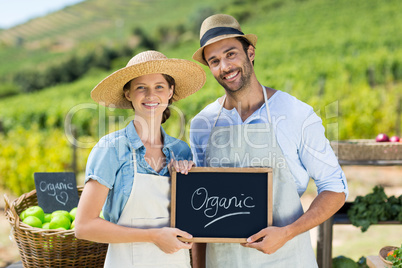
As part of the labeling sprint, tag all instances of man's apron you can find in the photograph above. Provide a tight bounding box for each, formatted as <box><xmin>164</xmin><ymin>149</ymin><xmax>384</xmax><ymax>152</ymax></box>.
<box><xmin>204</xmin><ymin>86</ymin><xmax>317</xmax><ymax>267</ymax></box>
<box><xmin>104</xmin><ymin>150</ymin><xmax>191</xmax><ymax>268</ymax></box>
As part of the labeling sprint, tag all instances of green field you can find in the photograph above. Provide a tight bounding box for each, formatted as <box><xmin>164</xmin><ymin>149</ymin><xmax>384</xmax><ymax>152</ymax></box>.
<box><xmin>0</xmin><ymin>0</ymin><xmax>401</xmax><ymax>200</ymax></box>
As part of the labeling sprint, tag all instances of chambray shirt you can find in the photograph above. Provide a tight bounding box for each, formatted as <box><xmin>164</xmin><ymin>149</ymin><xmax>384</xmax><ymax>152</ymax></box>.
<box><xmin>85</xmin><ymin>121</ymin><xmax>192</xmax><ymax>224</ymax></box>
<box><xmin>190</xmin><ymin>90</ymin><xmax>348</xmax><ymax>199</ymax></box>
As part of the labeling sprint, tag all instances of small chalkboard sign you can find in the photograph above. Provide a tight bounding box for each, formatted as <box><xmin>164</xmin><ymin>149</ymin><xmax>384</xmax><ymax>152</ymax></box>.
<box><xmin>34</xmin><ymin>172</ymin><xmax>79</xmax><ymax>213</ymax></box>
<box><xmin>171</xmin><ymin>167</ymin><xmax>273</xmax><ymax>243</ymax></box>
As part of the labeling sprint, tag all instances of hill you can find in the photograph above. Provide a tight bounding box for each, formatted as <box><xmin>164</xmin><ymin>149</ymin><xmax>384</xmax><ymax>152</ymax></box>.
<box><xmin>0</xmin><ymin>0</ymin><xmax>401</xmax><ymax>195</ymax></box>
<box><xmin>0</xmin><ymin>0</ymin><xmax>226</xmax><ymax>77</ymax></box>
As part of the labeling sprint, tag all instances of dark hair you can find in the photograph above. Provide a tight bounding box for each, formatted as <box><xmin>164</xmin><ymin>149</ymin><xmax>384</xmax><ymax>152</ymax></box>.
<box><xmin>235</xmin><ymin>37</ymin><xmax>255</xmax><ymax>66</ymax></box>
<box><xmin>123</xmin><ymin>74</ymin><xmax>175</xmax><ymax>124</ymax></box>
<box><xmin>160</xmin><ymin>74</ymin><xmax>175</xmax><ymax>124</ymax></box>
<box><xmin>202</xmin><ymin>37</ymin><xmax>255</xmax><ymax>66</ymax></box>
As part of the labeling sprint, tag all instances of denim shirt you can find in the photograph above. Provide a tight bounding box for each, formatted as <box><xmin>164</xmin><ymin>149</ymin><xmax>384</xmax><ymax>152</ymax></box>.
<box><xmin>85</xmin><ymin>121</ymin><xmax>192</xmax><ymax>224</ymax></box>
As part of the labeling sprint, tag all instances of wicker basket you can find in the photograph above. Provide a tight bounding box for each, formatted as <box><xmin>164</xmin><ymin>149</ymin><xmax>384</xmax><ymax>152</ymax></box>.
<box><xmin>379</xmin><ymin>246</ymin><xmax>398</xmax><ymax>266</ymax></box>
<box><xmin>4</xmin><ymin>186</ymin><xmax>108</xmax><ymax>268</ymax></box>
<box><xmin>330</xmin><ymin>139</ymin><xmax>402</xmax><ymax>161</ymax></box>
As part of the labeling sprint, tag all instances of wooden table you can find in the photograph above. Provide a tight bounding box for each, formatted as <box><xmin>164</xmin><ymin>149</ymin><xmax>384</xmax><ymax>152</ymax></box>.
<box><xmin>316</xmin><ymin>159</ymin><xmax>402</xmax><ymax>268</ymax></box>
<box><xmin>366</xmin><ymin>255</ymin><xmax>391</xmax><ymax>268</ymax></box>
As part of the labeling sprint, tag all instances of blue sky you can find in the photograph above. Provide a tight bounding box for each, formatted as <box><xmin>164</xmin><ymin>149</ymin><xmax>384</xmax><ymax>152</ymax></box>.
<box><xmin>0</xmin><ymin>0</ymin><xmax>84</xmax><ymax>29</ymax></box>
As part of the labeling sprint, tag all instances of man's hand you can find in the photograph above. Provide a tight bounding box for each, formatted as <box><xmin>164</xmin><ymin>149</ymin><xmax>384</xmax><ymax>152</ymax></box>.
<box><xmin>243</xmin><ymin>191</ymin><xmax>345</xmax><ymax>254</ymax></box>
<box><xmin>242</xmin><ymin>226</ymin><xmax>292</xmax><ymax>254</ymax></box>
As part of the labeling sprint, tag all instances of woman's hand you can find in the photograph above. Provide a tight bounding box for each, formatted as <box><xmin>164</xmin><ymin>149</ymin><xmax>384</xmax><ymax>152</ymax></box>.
<box><xmin>150</xmin><ymin>227</ymin><xmax>193</xmax><ymax>254</ymax></box>
<box><xmin>169</xmin><ymin>159</ymin><xmax>195</xmax><ymax>175</ymax></box>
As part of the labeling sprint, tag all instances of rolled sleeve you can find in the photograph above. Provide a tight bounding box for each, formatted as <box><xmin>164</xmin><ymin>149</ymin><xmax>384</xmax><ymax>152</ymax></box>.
<box><xmin>85</xmin><ymin>137</ymin><xmax>120</xmax><ymax>189</ymax></box>
<box><xmin>299</xmin><ymin>112</ymin><xmax>349</xmax><ymax>199</ymax></box>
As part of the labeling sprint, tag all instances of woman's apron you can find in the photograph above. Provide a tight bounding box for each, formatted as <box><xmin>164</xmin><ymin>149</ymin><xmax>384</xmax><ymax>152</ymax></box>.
<box><xmin>204</xmin><ymin>85</ymin><xmax>317</xmax><ymax>267</ymax></box>
<box><xmin>104</xmin><ymin>150</ymin><xmax>191</xmax><ymax>268</ymax></box>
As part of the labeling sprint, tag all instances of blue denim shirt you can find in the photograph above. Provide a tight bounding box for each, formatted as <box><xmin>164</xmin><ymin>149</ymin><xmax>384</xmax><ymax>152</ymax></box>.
<box><xmin>85</xmin><ymin>121</ymin><xmax>192</xmax><ymax>224</ymax></box>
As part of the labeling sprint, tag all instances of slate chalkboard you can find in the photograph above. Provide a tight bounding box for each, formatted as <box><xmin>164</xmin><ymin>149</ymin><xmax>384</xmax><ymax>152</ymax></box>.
<box><xmin>34</xmin><ymin>172</ymin><xmax>79</xmax><ymax>213</ymax></box>
<box><xmin>171</xmin><ymin>167</ymin><xmax>273</xmax><ymax>243</ymax></box>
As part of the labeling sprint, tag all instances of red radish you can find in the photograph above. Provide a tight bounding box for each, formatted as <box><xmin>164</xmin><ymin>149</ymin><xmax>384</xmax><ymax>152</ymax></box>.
<box><xmin>375</xmin><ymin>133</ymin><xmax>389</xmax><ymax>142</ymax></box>
<box><xmin>389</xmin><ymin>136</ymin><xmax>400</xmax><ymax>142</ymax></box>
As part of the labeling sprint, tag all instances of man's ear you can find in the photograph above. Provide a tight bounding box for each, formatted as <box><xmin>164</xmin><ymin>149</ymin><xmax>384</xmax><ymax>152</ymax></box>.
<box><xmin>247</xmin><ymin>45</ymin><xmax>255</xmax><ymax>62</ymax></box>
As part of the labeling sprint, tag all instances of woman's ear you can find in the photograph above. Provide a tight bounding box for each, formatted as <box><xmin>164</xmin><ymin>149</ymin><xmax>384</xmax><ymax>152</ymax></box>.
<box><xmin>168</xmin><ymin>86</ymin><xmax>174</xmax><ymax>100</ymax></box>
<box><xmin>124</xmin><ymin>90</ymin><xmax>132</xmax><ymax>101</ymax></box>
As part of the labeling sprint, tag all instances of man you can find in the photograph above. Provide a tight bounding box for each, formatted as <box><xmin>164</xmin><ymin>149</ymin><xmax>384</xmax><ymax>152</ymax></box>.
<box><xmin>189</xmin><ymin>14</ymin><xmax>348</xmax><ymax>267</ymax></box>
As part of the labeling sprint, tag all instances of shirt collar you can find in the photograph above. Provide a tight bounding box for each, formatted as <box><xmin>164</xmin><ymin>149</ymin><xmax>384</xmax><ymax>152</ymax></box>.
<box><xmin>124</xmin><ymin>120</ymin><xmax>176</xmax><ymax>153</ymax></box>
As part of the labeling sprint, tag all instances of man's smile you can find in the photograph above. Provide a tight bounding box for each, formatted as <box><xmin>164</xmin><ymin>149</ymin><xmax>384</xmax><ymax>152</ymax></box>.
<box><xmin>222</xmin><ymin>70</ymin><xmax>240</xmax><ymax>81</ymax></box>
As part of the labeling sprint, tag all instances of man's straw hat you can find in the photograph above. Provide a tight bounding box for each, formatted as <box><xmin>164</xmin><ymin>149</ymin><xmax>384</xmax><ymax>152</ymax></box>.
<box><xmin>193</xmin><ymin>14</ymin><xmax>257</xmax><ymax>66</ymax></box>
<box><xmin>91</xmin><ymin>50</ymin><xmax>206</xmax><ymax>109</ymax></box>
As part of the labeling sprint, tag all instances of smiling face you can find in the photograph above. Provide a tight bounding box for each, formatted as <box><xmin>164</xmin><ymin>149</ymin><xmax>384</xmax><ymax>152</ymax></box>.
<box><xmin>124</xmin><ymin>73</ymin><xmax>174</xmax><ymax>120</ymax></box>
<box><xmin>203</xmin><ymin>38</ymin><xmax>255</xmax><ymax>94</ymax></box>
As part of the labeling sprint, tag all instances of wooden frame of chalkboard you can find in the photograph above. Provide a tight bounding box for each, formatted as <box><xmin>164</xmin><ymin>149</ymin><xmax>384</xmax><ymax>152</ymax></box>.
<box><xmin>171</xmin><ymin>167</ymin><xmax>273</xmax><ymax>243</ymax></box>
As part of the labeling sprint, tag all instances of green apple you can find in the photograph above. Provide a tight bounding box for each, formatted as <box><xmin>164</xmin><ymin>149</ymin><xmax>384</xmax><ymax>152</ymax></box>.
<box><xmin>51</xmin><ymin>210</ymin><xmax>72</xmax><ymax>221</ymax></box>
<box><xmin>49</xmin><ymin>214</ymin><xmax>71</xmax><ymax>230</ymax></box>
<box><xmin>23</xmin><ymin>215</ymin><xmax>42</xmax><ymax>228</ymax></box>
<box><xmin>70</xmin><ymin>220</ymin><xmax>75</xmax><ymax>229</ymax></box>
<box><xmin>42</xmin><ymin>222</ymin><xmax>51</xmax><ymax>229</ymax></box>
<box><xmin>19</xmin><ymin>210</ymin><xmax>27</xmax><ymax>221</ymax></box>
<box><xmin>44</xmin><ymin>213</ymin><xmax>52</xmax><ymax>223</ymax></box>
<box><xmin>99</xmin><ymin>211</ymin><xmax>104</xmax><ymax>219</ymax></box>
<box><xmin>24</xmin><ymin>206</ymin><xmax>45</xmax><ymax>223</ymax></box>
<box><xmin>69</xmin><ymin>207</ymin><xmax>77</xmax><ymax>221</ymax></box>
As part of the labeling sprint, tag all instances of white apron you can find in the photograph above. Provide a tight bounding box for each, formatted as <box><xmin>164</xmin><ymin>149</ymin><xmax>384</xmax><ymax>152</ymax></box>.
<box><xmin>204</xmin><ymin>86</ymin><xmax>318</xmax><ymax>267</ymax></box>
<box><xmin>104</xmin><ymin>150</ymin><xmax>191</xmax><ymax>268</ymax></box>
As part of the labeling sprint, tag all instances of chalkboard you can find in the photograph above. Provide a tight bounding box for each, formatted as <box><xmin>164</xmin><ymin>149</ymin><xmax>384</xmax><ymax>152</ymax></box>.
<box><xmin>34</xmin><ymin>172</ymin><xmax>79</xmax><ymax>213</ymax></box>
<box><xmin>171</xmin><ymin>167</ymin><xmax>273</xmax><ymax>243</ymax></box>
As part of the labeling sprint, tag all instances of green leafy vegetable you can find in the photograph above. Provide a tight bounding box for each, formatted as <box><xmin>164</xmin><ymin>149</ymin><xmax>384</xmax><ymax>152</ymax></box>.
<box><xmin>347</xmin><ymin>186</ymin><xmax>402</xmax><ymax>232</ymax></box>
<box><xmin>386</xmin><ymin>244</ymin><xmax>402</xmax><ymax>268</ymax></box>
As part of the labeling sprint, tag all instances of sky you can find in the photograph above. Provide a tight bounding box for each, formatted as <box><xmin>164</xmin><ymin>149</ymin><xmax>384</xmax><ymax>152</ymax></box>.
<box><xmin>0</xmin><ymin>0</ymin><xmax>85</xmax><ymax>29</ymax></box>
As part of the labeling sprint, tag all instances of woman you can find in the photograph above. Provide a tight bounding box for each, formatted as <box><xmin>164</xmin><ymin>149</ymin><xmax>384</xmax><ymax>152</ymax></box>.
<box><xmin>75</xmin><ymin>50</ymin><xmax>205</xmax><ymax>267</ymax></box>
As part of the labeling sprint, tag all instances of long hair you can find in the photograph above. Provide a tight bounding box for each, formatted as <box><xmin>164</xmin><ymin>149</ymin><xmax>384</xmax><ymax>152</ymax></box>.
<box><xmin>123</xmin><ymin>74</ymin><xmax>175</xmax><ymax>124</ymax></box>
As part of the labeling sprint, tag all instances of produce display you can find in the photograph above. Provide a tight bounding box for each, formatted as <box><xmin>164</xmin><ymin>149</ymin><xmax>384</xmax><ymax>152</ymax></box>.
<box><xmin>386</xmin><ymin>245</ymin><xmax>402</xmax><ymax>268</ymax></box>
<box><xmin>19</xmin><ymin>206</ymin><xmax>103</xmax><ymax>230</ymax></box>
<box><xmin>347</xmin><ymin>186</ymin><xmax>402</xmax><ymax>232</ymax></box>
<box><xmin>19</xmin><ymin>206</ymin><xmax>76</xmax><ymax>230</ymax></box>
<box><xmin>375</xmin><ymin>133</ymin><xmax>401</xmax><ymax>143</ymax></box>
<box><xmin>332</xmin><ymin>256</ymin><xmax>368</xmax><ymax>268</ymax></box>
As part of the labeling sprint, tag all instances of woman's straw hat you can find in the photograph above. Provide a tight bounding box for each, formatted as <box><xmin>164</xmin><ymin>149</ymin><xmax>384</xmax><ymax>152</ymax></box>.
<box><xmin>193</xmin><ymin>14</ymin><xmax>258</xmax><ymax>66</ymax></box>
<box><xmin>91</xmin><ymin>50</ymin><xmax>206</xmax><ymax>109</ymax></box>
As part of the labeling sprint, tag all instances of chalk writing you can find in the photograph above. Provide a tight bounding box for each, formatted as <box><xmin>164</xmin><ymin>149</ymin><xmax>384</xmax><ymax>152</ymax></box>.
<box><xmin>191</xmin><ymin>187</ymin><xmax>255</xmax><ymax>228</ymax></box>
<box><xmin>39</xmin><ymin>181</ymin><xmax>74</xmax><ymax>205</ymax></box>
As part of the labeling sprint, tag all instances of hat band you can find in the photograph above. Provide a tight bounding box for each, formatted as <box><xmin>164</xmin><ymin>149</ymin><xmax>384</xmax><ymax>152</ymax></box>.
<box><xmin>200</xmin><ymin>27</ymin><xmax>244</xmax><ymax>47</ymax></box>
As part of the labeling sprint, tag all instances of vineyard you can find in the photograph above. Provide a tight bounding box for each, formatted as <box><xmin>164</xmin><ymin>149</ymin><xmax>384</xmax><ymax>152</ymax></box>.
<box><xmin>0</xmin><ymin>0</ymin><xmax>401</xmax><ymax>195</ymax></box>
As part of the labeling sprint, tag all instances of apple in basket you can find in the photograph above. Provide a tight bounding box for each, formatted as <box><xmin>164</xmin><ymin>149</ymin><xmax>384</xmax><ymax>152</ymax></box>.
<box><xmin>21</xmin><ymin>205</ymin><xmax>45</xmax><ymax>223</ymax></box>
<box><xmin>69</xmin><ymin>207</ymin><xmax>78</xmax><ymax>221</ymax></box>
<box><xmin>22</xmin><ymin>216</ymin><xmax>42</xmax><ymax>228</ymax></box>
<box><xmin>49</xmin><ymin>214</ymin><xmax>71</xmax><ymax>230</ymax></box>
<box><xmin>51</xmin><ymin>210</ymin><xmax>73</xmax><ymax>221</ymax></box>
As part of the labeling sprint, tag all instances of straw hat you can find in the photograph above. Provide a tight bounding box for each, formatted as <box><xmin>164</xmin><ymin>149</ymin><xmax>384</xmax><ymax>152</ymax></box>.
<box><xmin>91</xmin><ymin>50</ymin><xmax>206</xmax><ymax>109</ymax></box>
<box><xmin>193</xmin><ymin>14</ymin><xmax>258</xmax><ymax>65</ymax></box>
